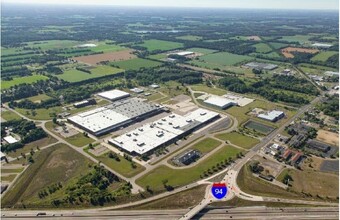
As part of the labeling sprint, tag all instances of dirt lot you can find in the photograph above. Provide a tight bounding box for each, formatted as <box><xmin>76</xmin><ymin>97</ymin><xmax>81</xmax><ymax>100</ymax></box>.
<box><xmin>73</xmin><ymin>49</ymin><xmax>136</xmax><ymax>65</ymax></box>
<box><xmin>247</xmin><ymin>36</ymin><xmax>261</xmax><ymax>41</ymax></box>
<box><xmin>281</xmin><ymin>47</ymin><xmax>319</xmax><ymax>58</ymax></box>
<box><xmin>316</xmin><ymin>129</ymin><xmax>339</xmax><ymax>147</ymax></box>
<box><xmin>253</xmin><ymin>155</ymin><xmax>284</xmax><ymax>177</ymax></box>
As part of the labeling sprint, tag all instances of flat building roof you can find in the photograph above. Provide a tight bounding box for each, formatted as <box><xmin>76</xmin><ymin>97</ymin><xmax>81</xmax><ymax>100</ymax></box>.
<box><xmin>204</xmin><ymin>96</ymin><xmax>236</xmax><ymax>109</ymax></box>
<box><xmin>97</xmin><ymin>89</ymin><xmax>130</xmax><ymax>101</ymax></box>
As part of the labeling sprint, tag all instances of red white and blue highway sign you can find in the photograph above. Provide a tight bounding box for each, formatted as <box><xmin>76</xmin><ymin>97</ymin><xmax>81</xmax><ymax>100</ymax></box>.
<box><xmin>211</xmin><ymin>183</ymin><xmax>227</xmax><ymax>199</ymax></box>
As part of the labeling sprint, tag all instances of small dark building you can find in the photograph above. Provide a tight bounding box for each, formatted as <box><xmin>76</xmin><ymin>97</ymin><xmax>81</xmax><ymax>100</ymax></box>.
<box><xmin>176</xmin><ymin>149</ymin><xmax>201</xmax><ymax>165</ymax></box>
<box><xmin>73</xmin><ymin>98</ymin><xmax>96</xmax><ymax>108</ymax></box>
<box><xmin>306</xmin><ymin>140</ymin><xmax>331</xmax><ymax>153</ymax></box>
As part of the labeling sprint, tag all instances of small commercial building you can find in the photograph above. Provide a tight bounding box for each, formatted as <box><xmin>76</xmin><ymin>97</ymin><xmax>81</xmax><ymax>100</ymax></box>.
<box><xmin>150</xmin><ymin>84</ymin><xmax>160</xmax><ymax>89</ymax></box>
<box><xmin>109</xmin><ymin>108</ymin><xmax>220</xmax><ymax>155</ymax></box>
<box><xmin>97</xmin><ymin>89</ymin><xmax>130</xmax><ymax>101</ymax></box>
<box><xmin>204</xmin><ymin>96</ymin><xmax>237</xmax><ymax>109</ymax></box>
<box><xmin>73</xmin><ymin>98</ymin><xmax>96</xmax><ymax>108</ymax></box>
<box><xmin>130</xmin><ymin>88</ymin><xmax>144</xmax><ymax>94</ymax></box>
<box><xmin>3</xmin><ymin>136</ymin><xmax>18</xmax><ymax>144</ymax></box>
<box><xmin>312</xmin><ymin>43</ymin><xmax>332</xmax><ymax>48</ymax></box>
<box><xmin>173</xmin><ymin>51</ymin><xmax>194</xmax><ymax>56</ymax></box>
<box><xmin>306</xmin><ymin>140</ymin><xmax>331</xmax><ymax>153</ymax></box>
<box><xmin>175</xmin><ymin>149</ymin><xmax>201</xmax><ymax>165</ymax></box>
<box><xmin>258</xmin><ymin>110</ymin><xmax>285</xmax><ymax>122</ymax></box>
<box><xmin>324</xmin><ymin>71</ymin><xmax>339</xmax><ymax>77</ymax></box>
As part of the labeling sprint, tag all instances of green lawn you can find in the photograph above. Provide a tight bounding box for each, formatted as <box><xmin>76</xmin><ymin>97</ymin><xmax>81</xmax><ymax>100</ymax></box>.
<box><xmin>136</xmin><ymin>145</ymin><xmax>243</xmax><ymax>192</ymax></box>
<box><xmin>187</xmin><ymin>47</ymin><xmax>217</xmax><ymax>55</ymax></box>
<box><xmin>311</xmin><ymin>51</ymin><xmax>338</xmax><ymax>62</ymax></box>
<box><xmin>1</xmin><ymin>143</ymin><xmax>94</xmax><ymax>207</ymax></box>
<box><xmin>1</xmin><ymin>110</ymin><xmax>21</xmax><ymax>121</ymax></box>
<box><xmin>16</xmin><ymin>106</ymin><xmax>63</xmax><ymax>120</ymax></box>
<box><xmin>189</xmin><ymin>138</ymin><xmax>222</xmax><ymax>154</ymax></box>
<box><xmin>253</xmin><ymin>43</ymin><xmax>272</xmax><ymax>53</ymax></box>
<box><xmin>137</xmin><ymin>40</ymin><xmax>184</xmax><ymax>52</ymax></box>
<box><xmin>215</xmin><ymin>132</ymin><xmax>259</xmax><ymax>149</ymax></box>
<box><xmin>195</xmin><ymin>52</ymin><xmax>253</xmax><ymax>67</ymax></box>
<box><xmin>2</xmin><ymin>75</ymin><xmax>49</xmax><ymax>90</ymax></box>
<box><xmin>57</xmin><ymin>65</ymin><xmax>123</xmax><ymax>83</ymax></box>
<box><xmin>1</xmin><ymin>175</ymin><xmax>17</xmax><ymax>182</ymax></box>
<box><xmin>176</xmin><ymin>35</ymin><xmax>202</xmax><ymax>41</ymax></box>
<box><xmin>86</xmin><ymin>150</ymin><xmax>145</xmax><ymax>178</ymax></box>
<box><xmin>191</xmin><ymin>84</ymin><xmax>227</xmax><ymax>95</ymax></box>
<box><xmin>111</xmin><ymin>58</ymin><xmax>162</xmax><ymax>70</ymax></box>
<box><xmin>1</xmin><ymin>168</ymin><xmax>24</xmax><ymax>173</ymax></box>
<box><xmin>65</xmin><ymin>133</ymin><xmax>95</xmax><ymax>147</ymax></box>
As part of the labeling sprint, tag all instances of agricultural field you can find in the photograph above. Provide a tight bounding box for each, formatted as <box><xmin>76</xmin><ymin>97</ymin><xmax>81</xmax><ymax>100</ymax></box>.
<box><xmin>175</xmin><ymin>35</ymin><xmax>202</xmax><ymax>41</ymax></box>
<box><xmin>57</xmin><ymin>65</ymin><xmax>123</xmax><ymax>83</ymax></box>
<box><xmin>268</xmin><ymin>42</ymin><xmax>290</xmax><ymax>49</ymax></box>
<box><xmin>298</xmin><ymin>63</ymin><xmax>338</xmax><ymax>76</ymax></box>
<box><xmin>137</xmin><ymin>39</ymin><xmax>184</xmax><ymax>52</ymax></box>
<box><xmin>253</xmin><ymin>43</ymin><xmax>272</xmax><ymax>53</ymax></box>
<box><xmin>215</xmin><ymin>132</ymin><xmax>259</xmax><ymax>149</ymax></box>
<box><xmin>192</xmin><ymin>52</ymin><xmax>253</xmax><ymax>69</ymax></box>
<box><xmin>279</xmin><ymin>35</ymin><xmax>312</xmax><ymax>44</ymax></box>
<box><xmin>73</xmin><ymin>50</ymin><xmax>136</xmax><ymax>65</ymax></box>
<box><xmin>281</xmin><ymin>47</ymin><xmax>319</xmax><ymax>58</ymax></box>
<box><xmin>88</xmin><ymin>41</ymin><xmax>126</xmax><ymax>53</ymax></box>
<box><xmin>311</xmin><ymin>51</ymin><xmax>338</xmax><ymax>62</ymax></box>
<box><xmin>25</xmin><ymin>40</ymin><xmax>79</xmax><ymax>50</ymax></box>
<box><xmin>1</xmin><ymin>75</ymin><xmax>49</xmax><ymax>90</ymax></box>
<box><xmin>277</xmin><ymin>169</ymin><xmax>339</xmax><ymax>200</ymax></box>
<box><xmin>136</xmin><ymin>145</ymin><xmax>243</xmax><ymax>192</ymax></box>
<box><xmin>111</xmin><ymin>58</ymin><xmax>162</xmax><ymax>70</ymax></box>
<box><xmin>187</xmin><ymin>47</ymin><xmax>217</xmax><ymax>55</ymax></box>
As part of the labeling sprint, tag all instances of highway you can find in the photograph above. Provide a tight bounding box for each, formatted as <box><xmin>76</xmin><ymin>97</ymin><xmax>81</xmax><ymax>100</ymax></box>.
<box><xmin>1</xmin><ymin>207</ymin><xmax>338</xmax><ymax>219</ymax></box>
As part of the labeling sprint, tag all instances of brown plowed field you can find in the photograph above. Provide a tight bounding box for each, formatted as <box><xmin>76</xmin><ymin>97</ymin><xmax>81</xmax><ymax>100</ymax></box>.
<box><xmin>73</xmin><ymin>49</ymin><xmax>136</xmax><ymax>65</ymax></box>
<box><xmin>281</xmin><ymin>47</ymin><xmax>319</xmax><ymax>58</ymax></box>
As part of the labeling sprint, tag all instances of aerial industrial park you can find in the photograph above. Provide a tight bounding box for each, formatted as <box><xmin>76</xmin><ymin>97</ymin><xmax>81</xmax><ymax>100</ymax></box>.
<box><xmin>0</xmin><ymin>1</ymin><xmax>339</xmax><ymax>219</ymax></box>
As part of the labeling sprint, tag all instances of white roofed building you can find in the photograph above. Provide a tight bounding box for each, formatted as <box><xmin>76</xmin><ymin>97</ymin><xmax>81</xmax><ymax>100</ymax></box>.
<box><xmin>3</xmin><ymin>136</ymin><xmax>19</xmax><ymax>144</ymax></box>
<box><xmin>97</xmin><ymin>89</ymin><xmax>130</xmax><ymax>101</ymax></box>
<box><xmin>204</xmin><ymin>96</ymin><xmax>237</xmax><ymax>109</ymax></box>
<box><xmin>258</xmin><ymin>110</ymin><xmax>285</xmax><ymax>122</ymax></box>
<box><xmin>109</xmin><ymin>108</ymin><xmax>220</xmax><ymax>155</ymax></box>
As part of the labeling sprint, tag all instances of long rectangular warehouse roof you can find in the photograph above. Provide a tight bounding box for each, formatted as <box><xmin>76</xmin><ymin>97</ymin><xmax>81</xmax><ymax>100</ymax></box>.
<box><xmin>97</xmin><ymin>89</ymin><xmax>130</xmax><ymax>101</ymax></box>
<box><xmin>109</xmin><ymin>108</ymin><xmax>219</xmax><ymax>155</ymax></box>
<box><xmin>68</xmin><ymin>98</ymin><xmax>163</xmax><ymax>135</ymax></box>
<box><xmin>204</xmin><ymin>96</ymin><xmax>237</xmax><ymax>109</ymax></box>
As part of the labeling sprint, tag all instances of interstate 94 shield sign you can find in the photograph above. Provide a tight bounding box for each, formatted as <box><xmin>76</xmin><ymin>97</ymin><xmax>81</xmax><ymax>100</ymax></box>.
<box><xmin>211</xmin><ymin>183</ymin><xmax>227</xmax><ymax>199</ymax></box>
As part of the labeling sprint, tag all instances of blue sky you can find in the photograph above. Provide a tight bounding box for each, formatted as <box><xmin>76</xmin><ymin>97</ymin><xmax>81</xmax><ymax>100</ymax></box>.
<box><xmin>4</xmin><ymin>0</ymin><xmax>339</xmax><ymax>10</ymax></box>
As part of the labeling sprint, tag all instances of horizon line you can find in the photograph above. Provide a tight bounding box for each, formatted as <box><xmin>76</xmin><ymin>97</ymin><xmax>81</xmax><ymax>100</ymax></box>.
<box><xmin>2</xmin><ymin>2</ymin><xmax>339</xmax><ymax>11</ymax></box>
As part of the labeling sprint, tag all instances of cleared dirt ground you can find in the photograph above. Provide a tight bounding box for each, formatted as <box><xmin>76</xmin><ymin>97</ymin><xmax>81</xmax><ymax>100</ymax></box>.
<box><xmin>281</xmin><ymin>47</ymin><xmax>319</xmax><ymax>58</ymax></box>
<box><xmin>316</xmin><ymin>129</ymin><xmax>339</xmax><ymax>147</ymax></box>
<box><xmin>73</xmin><ymin>49</ymin><xmax>136</xmax><ymax>65</ymax></box>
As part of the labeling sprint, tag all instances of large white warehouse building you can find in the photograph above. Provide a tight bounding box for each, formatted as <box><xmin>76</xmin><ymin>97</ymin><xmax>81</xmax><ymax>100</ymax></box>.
<box><xmin>109</xmin><ymin>108</ymin><xmax>220</xmax><ymax>155</ymax></box>
<box><xmin>68</xmin><ymin>98</ymin><xmax>164</xmax><ymax>136</ymax></box>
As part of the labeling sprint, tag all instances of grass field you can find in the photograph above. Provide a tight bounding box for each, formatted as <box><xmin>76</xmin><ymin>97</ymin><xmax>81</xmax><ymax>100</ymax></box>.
<box><xmin>2</xmin><ymin>175</ymin><xmax>17</xmax><ymax>182</ymax></box>
<box><xmin>191</xmin><ymin>84</ymin><xmax>228</xmax><ymax>96</ymax></box>
<box><xmin>7</xmin><ymin>135</ymin><xmax>58</xmax><ymax>158</ymax></box>
<box><xmin>187</xmin><ymin>47</ymin><xmax>217</xmax><ymax>55</ymax></box>
<box><xmin>1</xmin><ymin>168</ymin><xmax>24</xmax><ymax>173</ymax></box>
<box><xmin>26</xmin><ymin>94</ymin><xmax>52</xmax><ymax>103</ymax></box>
<box><xmin>145</xmin><ymin>93</ymin><xmax>164</xmax><ymax>101</ymax></box>
<box><xmin>279</xmin><ymin>35</ymin><xmax>311</xmax><ymax>44</ymax></box>
<box><xmin>17</xmin><ymin>106</ymin><xmax>63</xmax><ymax>120</ymax></box>
<box><xmin>2</xmin><ymin>143</ymin><xmax>93</xmax><ymax>207</ymax></box>
<box><xmin>64</xmin><ymin>133</ymin><xmax>94</xmax><ymax>147</ymax></box>
<box><xmin>237</xmin><ymin>163</ymin><xmax>300</xmax><ymax>199</ymax></box>
<box><xmin>111</xmin><ymin>58</ymin><xmax>162</xmax><ymax>70</ymax></box>
<box><xmin>277</xmin><ymin>169</ymin><xmax>338</xmax><ymax>199</ymax></box>
<box><xmin>137</xmin><ymin>39</ymin><xmax>184</xmax><ymax>52</ymax></box>
<box><xmin>89</xmin><ymin>41</ymin><xmax>125</xmax><ymax>53</ymax></box>
<box><xmin>85</xmin><ymin>150</ymin><xmax>145</xmax><ymax>178</ymax></box>
<box><xmin>215</xmin><ymin>132</ymin><xmax>259</xmax><ymax>149</ymax></box>
<box><xmin>253</xmin><ymin>43</ymin><xmax>272</xmax><ymax>53</ymax></box>
<box><xmin>268</xmin><ymin>42</ymin><xmax>290</xmax><ymax>49</ymax></box>
<box><xmin>147</xmin><ymin>53</ymin><xmax>168</xmax><ymax>60</ymax></box>
<box><xmin>136</xmin><ymin>145</ymin><xmax>243</xmax><ymax>192</ymax></box>
<box><xmin>2</xmin><ymin>75</ymin><xmax>49</xmax><ymax>90</ymax></box>
<box><xmin>194</xmin><ymin>52</ymin><xmax>253</xmax><ymax>68</ymax></box>
<box><xmin>123</xmin><ymin>185</ymin><xmax>207</xmax><ymax>210</ymax></box>
<box><xmin>25</xmin><ymin>40</ymin><xmax>79</xmax><ymax>50</ymax></box>
<box><xmin>175</xmin><ymin>35</ymin><xmax>202</xmax><ymax>41</ymax></box>
<box><xmin>189</xmin><ymin>138</ymin><xmax>222</xmax><ymax>154</ymax></box>
<box><xmin>57</xmin><ymin>65</ymin><xmax>123</xmax><ymax>83</ymax></box>
<box><xmin>311</xmin><ymin>51</ymin><xmax>338</xmax><ymax>62</ymax></box>
<box><xmin>1</xmin><ymin>110</ymin><xmax>21</xmax><ymax>121</ymax></box>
